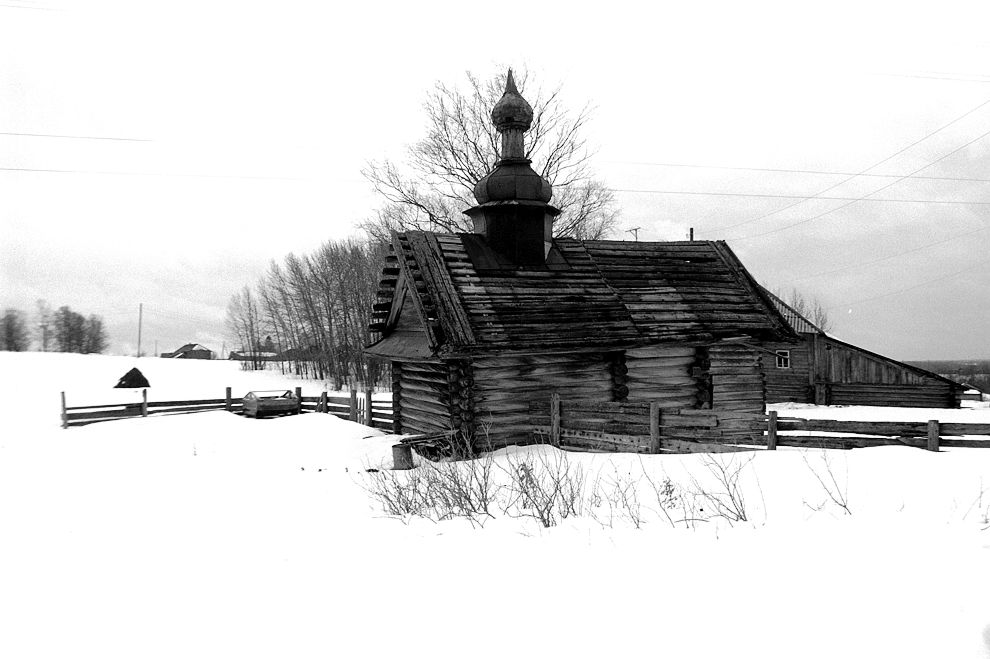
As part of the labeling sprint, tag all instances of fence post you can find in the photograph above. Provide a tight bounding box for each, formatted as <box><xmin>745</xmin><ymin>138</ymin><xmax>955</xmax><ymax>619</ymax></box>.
<box><xmin>320</xmin><ymin>391</ymin><xmax>327</xmax><ymax>414</ymax></box>
<box><xmin>141</xmin><ymin>389</ymin><xmax>148</xmax><ymax>417</ymax></box>
<box><xmin>550</xmin><ymin>393</ymin><xmax>560</xmax><ymax>446</ymax></box>
<box><xmin>61</xmin><ymin>391</ymin><xmax>68</xmax><ymax>429</ymax></box>
<box><xmin>349</xmin><ymin>389</ymin><xmax>358</xmax><ymax>422</ymax></box>
<box><xmin>365</xmin><ymin>390</ymin><xmax>373</xmax><ymax>426</ymax></box>
<box><xmin>767</xmin><ymin>410</ymin><xmax>778</xmax><ymax>450</ymax></box>
<box><xmin>225</xmin><ymin>387</ymin><xmax>232</xmax><ymax>412</ymax></box>
<box><xmin>927</xmin><ymin>419</ymin><xmax>940</xmax><ymax>452</ymax></box>
<box><xmin>649</xmin><ymin>402</ymin><xmax>661</xmax><ymax>453</ymax></box>
<box><xmin>296</xmin><ymin>386</ymin><xmax>303</xmax><ymax>415</ymax></box>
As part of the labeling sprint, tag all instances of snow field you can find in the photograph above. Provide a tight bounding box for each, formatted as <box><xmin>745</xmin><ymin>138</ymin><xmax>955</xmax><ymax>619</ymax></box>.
<box><xmin>1</xmin><ymin>352</ymin><xmax>989</xmax><ymax>658</ymax></box>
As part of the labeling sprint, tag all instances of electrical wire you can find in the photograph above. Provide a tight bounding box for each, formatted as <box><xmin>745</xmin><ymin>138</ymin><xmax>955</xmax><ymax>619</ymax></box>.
<box><xmin>825</xmin><ymin>253</ymin><xmax>990</xmax><ymax>311</ymax></box>
<box><xmin>785</xmin><ymin>224</ymin><xmax>990</xmax><ymax>283</ymax></box>
<box><xmin>710</xmin><ymin>95</ymin><xmax>990</xmax><ymax>233</ymax></box>
<box><xmin>610</xmin><ymin>188</ymin><xmax>990</xmax><ymax>206</ymax></box>
<box><xmin>730</xmin><ymin>125</ymin><xmax>990</xmax><ymax>241</ymax></box>
<box><xmin>0</xmin><ymin>131</ymin><xmax>150</xmax><ymax>142</ymax></box>
<box><xmin>607</xmin><ymin>160</ymin><xmax>990</xmax><ymax>184</ymax></box>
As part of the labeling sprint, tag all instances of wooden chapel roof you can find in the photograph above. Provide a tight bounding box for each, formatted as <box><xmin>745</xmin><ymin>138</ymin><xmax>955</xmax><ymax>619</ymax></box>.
<box><xmin>365</xmin><ymin>231</ymin><xmax>796</xmax><ymax>359</ymax></box>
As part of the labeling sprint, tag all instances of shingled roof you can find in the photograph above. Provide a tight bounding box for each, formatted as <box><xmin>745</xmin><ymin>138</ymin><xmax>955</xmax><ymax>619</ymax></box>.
<box><xmin>760</xmin><ymin>289</ymin><xmax>825</xmax><ymax>335</ymax></box>
<box><xmin>365</xmin><ymin>231</ymin><xmax>795</xmax><ymax>359</ymax></box>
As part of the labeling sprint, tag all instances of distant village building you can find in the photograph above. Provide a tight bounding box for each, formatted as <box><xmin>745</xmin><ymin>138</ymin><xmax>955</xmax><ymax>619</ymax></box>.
<box><xmin>761</xmin><ymin>291</ymin><xmax>965</xmax><ymax>408</ymax></box>
<box><xmin>160</xmin><ymin>343</ymin><xmax>213</xmax><ymax>359</ymax></box>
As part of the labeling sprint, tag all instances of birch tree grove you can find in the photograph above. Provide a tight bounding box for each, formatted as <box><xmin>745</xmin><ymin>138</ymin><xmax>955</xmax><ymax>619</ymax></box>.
<box><xmin>226</xmin><ymin>238</ymin><xmax>387</xmax><ymax>390</ymax></box>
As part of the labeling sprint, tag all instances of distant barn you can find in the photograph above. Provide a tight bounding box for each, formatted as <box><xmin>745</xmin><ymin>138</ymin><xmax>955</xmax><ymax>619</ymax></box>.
<box><xmin>160</xmin><ymin>343</ymin><xmax>212</xmax><ymax>359</ymax></box>
<box><xmin>364</xmin><ymin>73</ymin><xmax>797</xmax><ymax>451</ymax></box>
<box><xmin>760</xmin><ymin>291</ymin><xmax>965</xmax><ymax>408</ymax></box>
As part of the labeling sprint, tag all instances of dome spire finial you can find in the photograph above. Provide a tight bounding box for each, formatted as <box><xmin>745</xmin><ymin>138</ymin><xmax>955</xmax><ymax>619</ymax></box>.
<box><xmin>491</xmin><ymin>68</ymin><xmax>533</xmax><ymax>160</ymax></box>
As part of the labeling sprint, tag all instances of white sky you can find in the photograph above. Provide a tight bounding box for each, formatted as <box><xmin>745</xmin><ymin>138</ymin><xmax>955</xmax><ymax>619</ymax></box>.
<box><xmin>2</xmin><ymin>0</ymin><xmax>989</xmax><ymax>360</ymax></box>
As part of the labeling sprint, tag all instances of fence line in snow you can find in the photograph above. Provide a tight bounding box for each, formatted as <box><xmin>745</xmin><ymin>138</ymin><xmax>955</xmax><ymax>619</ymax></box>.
<box><xmin>529</xmin><ymin>394</ymin><xmax>990</xmax><ymax>454</ymax></box>
<box><xmin>61</xmin><ymin>387</ymin><xmax>394</xmax><ymax>430</ymax></box>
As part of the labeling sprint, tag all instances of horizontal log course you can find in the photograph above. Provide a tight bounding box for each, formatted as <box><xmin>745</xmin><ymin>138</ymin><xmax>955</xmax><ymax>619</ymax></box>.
<box><xmin>65</xmin><ymin>402</ymin><xmax>142</xmax><ymax>412</ymax></box>
<box><xmin>151</xmin><ymin>404</ymin><xmax>228</xmax><ymax>415</ymax></box>
<box><xmin>67</xmin><ymin>408</ymin><xmax>140</xmax><ymax>421</ymax></box>
<box><xmin>774</xmin><ymin>435</ymin><xmax>928</xmax><ymax>450</ymax></box>
<box><xmin>398</xmin><ymin>408</ymin><xmax>452</xmax><ymax>432</ymax></box>
<box><xmin>533</xmin><ymin>426</ymin><xmax>651</xmax><ymax>453</ymax></box>
<box><xmin>399</xmin><ymin>396</ymin><xmax>452</xmax><ymax>418</ymax></box>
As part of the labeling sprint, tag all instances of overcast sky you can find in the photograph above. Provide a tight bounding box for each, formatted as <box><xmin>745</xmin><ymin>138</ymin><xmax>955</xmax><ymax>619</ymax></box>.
<box><xmin>2</xmin><ymin>0</ymin><xmax>989</xmax><ymax>360</ymax></box>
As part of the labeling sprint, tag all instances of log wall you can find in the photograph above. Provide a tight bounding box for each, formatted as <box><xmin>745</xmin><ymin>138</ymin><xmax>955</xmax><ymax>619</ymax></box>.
<box><xmin>624</xmin><ymin>345</ymin><xmax>699</xmax><ymax>409</ymax></box>
<box><xmin>761</xmin><ymin>340</ymin><xmax>812</xmax><ymax>403</ymax></box>
<box><xmin>708</xmin><ymin>344</ymin><xmax>766</xmax><ymax>442</ymax></box>
<box><xmin>815</xmin><ymin>337</ymin><xmax>959</xmax><ymax>408</ymax></box>
<box><xmin>395</xmin><ymin>361</ymin><xmax>453</xmax><ymax>435</ymax></box>
<box><xmin>472</xmin><ymin>353</ymin><xmax>613</xmax><ymax>448</ymax></box>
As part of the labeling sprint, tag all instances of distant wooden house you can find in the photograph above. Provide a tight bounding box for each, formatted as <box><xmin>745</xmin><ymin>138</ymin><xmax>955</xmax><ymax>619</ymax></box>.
<box><xmin>161</xmin><ymin>343</ymin><xmax>213</xmax><ymax>359</ymax></box>
<box><xmin>365</xmin><ymin>73</ymin><xmax>797</xmax><ymax>451</ymax></box>
<box><xmin>760</xmin><ymin>291</ymin><xmax>965</xmax><ymax>408</ymax></box>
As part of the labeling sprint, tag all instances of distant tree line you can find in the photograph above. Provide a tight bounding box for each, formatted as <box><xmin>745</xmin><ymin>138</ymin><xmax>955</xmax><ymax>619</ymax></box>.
<box><xmin>226</xmin><ymin>238</ymin><xmax>387</xmax><ymax>390</ymax></box>
<box><xmin>1</xmin><ymin>302</ymin><xmax>108</xmax><ymax>354</ymax></box>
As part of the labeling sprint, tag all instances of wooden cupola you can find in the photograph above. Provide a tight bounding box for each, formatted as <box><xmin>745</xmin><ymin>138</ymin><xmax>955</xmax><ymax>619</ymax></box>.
<box><xmin>463</xmin><ymin>70</ymin><xmax>560</xmax><ymax>266</ymax></box>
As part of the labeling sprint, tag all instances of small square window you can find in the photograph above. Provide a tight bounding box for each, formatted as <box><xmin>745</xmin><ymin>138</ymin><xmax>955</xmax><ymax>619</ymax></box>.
<box><xmin>775</xmin><ymin>350</ymin><xmax>791</xmax><ymax>369</ymax></box>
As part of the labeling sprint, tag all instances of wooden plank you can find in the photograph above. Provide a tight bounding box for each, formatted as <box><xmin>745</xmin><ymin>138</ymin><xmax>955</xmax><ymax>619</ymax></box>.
<box><xmin>66</xmin><ymin>408</ymin><xmax>140</xmax><ymax>421</ymax></box>
<box><xmin>767</xmin><ymin>410</ymin><xmax>777</xmax><ymax>450</ymax></box>
<box><xmin>650</xmin><ymin>402</ymin><xmax>660</xmax><ymax>453</ymax></box>
<box><xmin>144</xmin><ymin>398</ymin><xmax>228</xmax><ymax>408</ymax></box>
<box><xmin>927</xmin><ymin>419</ymin><xmax>940</xmax><ymax>452</ymax></box>
<box><xmin>550</xmin><ymin>392</ymin><xmax>560</xmax><ymax>446</ymax></box>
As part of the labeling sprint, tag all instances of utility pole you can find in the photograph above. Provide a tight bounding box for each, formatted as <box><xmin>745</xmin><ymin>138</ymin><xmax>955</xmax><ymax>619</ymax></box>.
<box><xmin>626</xmin><ymin>227</ymin><xmax>641</xmax><ymax>241</ymax></box>
<box><xmin>137</xmin><ymin>303</ymin><xmax>143</xmax><ymax>358</ymax></box>
<box><xmin>689</xmin><ymin>227</ymin><xmax>695</xmax><ymax>240</ymax></box>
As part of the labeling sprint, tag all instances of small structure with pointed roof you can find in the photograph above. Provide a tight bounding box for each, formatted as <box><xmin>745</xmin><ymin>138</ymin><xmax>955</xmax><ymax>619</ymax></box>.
<box><xmin>364</xmin><ymin>71</ymin><xmax>799</xmax><ymax>451</ymax></box>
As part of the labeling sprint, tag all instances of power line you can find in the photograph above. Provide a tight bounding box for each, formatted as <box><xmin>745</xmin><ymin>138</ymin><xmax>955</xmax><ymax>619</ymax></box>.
<box><xmin>0</xmin><ymin>131</ymin><xmax>151</xmax><ymax>142</ymax></box>
<box><xmin>730</xmin><ymin>125</ymin><xmax>990</xmax><ymax>241</ymax></box>
<box><xmin>611</xmin><ymin>188</ymin><xmax>990</xmax><ymax>206</ymax></box>
<box><xmin>0</xmin><ymin>3</ymin><xmax>58</xmax><ymax>10</ymax></box>
<box><xmin>825</xmin><ymin>254</ymin><xmax>990</xmax><ymax>311</ymax></box>
<box><xmin>608</xmin><ymin>160</ymin><xmax>990</xmax><ymax>184</ymax></box>
<box><xmin>0</xmin><ymin>166</ymin><xmax>302</xmax><ymax>181</ymax></box>
<box><xmin>711</xmin><ymin>95</ymin><xmax>990</xmax><ymax>233</ymax></box>
<box><xmin>786</xmin><ymin>224</ymin><xmax>990</xmax><ymax>283</ymax></box>
<box><xmin>874</xmin><ymin>72</ymin><xmax>990</xmax><ymax>84</ymax></box>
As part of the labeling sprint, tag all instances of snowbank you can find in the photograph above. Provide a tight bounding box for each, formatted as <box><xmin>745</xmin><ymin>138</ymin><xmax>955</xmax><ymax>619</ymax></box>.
<box><xmin>1</xmin><ymin>351</ymin><xmax>989</xmax><ymax>659</ymax></box>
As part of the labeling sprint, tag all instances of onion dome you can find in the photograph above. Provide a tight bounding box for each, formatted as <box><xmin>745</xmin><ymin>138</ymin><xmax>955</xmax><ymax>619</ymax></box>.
<box><xmin>472</xmin><ymin>69</ymin><xmax>555</xmax><ymax>206</ymax></box>
<box><xmin>491</xmin><ymin>70</ymin><xmax>533</xmax><ymax>132</ymax></box>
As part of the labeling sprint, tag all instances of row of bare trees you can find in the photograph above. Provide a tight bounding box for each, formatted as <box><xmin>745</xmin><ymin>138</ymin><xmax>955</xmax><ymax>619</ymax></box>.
<box><xmin>1</xmin><ymin>303</ymin><xmax>108</xmax><ymax>354</ymax></box>
<box><xmin>226</xmin><ymin>238</ymin><xmax>387</xmax><ymax>390</ymax></box>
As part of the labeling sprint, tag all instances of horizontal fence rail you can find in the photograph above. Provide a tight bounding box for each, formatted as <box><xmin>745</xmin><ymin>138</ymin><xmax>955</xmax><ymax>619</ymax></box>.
<box><xmin>62</xmin><ymin>388</ymin><xmax>394</xmax><ymax>430</ymax></box>
<box><xmin>529</xmin><ymin>394</ymin><xmax>990</xmax><ymax>454</ymax></box>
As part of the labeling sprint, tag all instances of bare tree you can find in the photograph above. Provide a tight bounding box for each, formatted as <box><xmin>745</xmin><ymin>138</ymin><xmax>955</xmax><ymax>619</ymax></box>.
<box><xmin>361</xmin><ymin>69</ymin><xmax>619</xmax><ymax>242</ymax></box>
<box><xmin>229</xmin><ymin>238</ymin><xmax>387</xmax><ymax>388</ymax></box>
<box><xmin>0</xmin><ymin>308</ymin><xmax>31</xmax><ymax>351</ymax></box>
<box><xmin>226</xmin><ymin>287</ymin><xmax>265</xmax><ymax>370</ymax></box>
<box><xmin>782</xmin><ymin>287</ymin><xmax>833</xmax><ymax>333</ymax></box>
<box><xmin>82</xmin><ymin>315</ymin><xmax>109</xmax><ymax>354</ymax></box>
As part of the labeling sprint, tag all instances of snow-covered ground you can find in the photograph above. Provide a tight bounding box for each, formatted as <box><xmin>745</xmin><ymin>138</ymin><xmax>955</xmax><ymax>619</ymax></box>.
<box><xmin>1</xmin><ymin>351</ymin><xmax>989</xmax><ymax>658</ymax></box>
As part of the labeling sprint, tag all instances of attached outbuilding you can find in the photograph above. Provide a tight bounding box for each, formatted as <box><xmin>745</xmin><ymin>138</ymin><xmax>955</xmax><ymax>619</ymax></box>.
<box><xmin>760</xmin><ymin>290</ymin><xmax>965</xmax><ymax>408</ymax></box>
<box><xmin>365</xmin><ymin>73</ymin><xmax>797</xmax><ymax>451</ymax></box>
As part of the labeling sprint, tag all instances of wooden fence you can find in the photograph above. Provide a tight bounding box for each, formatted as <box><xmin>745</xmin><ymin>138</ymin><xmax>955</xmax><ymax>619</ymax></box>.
<box><xmin>62</xmin><ymin>387</ymin><xmax>394</xmax><ymax>430</ymax></box>
<box><xmin>529</xmin><ymin>394</ymin><xmax>990</xmax><ymax>453</ymax></box>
